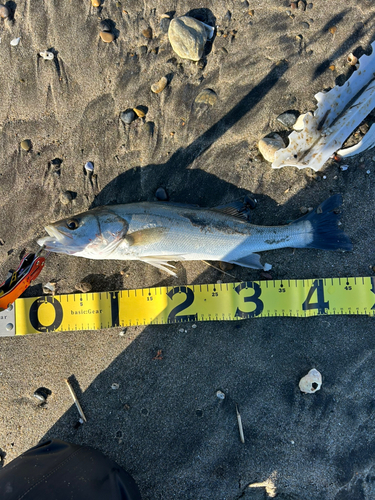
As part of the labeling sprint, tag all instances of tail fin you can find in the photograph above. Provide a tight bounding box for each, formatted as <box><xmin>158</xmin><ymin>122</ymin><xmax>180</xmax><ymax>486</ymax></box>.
<box><xmin>293</xmin><ymin>194</ymin><xmax>353</xmax><ymax>251</ymax></box>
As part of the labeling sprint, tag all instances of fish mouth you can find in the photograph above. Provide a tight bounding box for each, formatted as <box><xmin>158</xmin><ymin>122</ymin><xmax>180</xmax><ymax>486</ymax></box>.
<box><xmin>37</xmin><ymin>225</ymin><xmax>83</xmax><ymax>255</ymax></box>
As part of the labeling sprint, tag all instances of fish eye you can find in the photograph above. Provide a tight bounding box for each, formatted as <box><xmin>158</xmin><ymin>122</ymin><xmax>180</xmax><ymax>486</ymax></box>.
<box><xmin>66</xmin><ymin>218</ymin><xmax>79</xmax><ymax>230</ymax></box>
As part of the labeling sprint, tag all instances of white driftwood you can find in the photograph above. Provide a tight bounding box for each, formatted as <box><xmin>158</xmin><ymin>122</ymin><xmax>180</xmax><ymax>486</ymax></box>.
<box><xmin>272</xmin><ymin>41</ymin><xmax>375</xmax><ymax>171</ymax></box>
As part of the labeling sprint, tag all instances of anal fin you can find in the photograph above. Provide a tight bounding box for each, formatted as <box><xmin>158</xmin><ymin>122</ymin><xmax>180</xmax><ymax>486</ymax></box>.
<box><xmin>226</xmin><ymin>253</ymin><xmax>272</xmax><ymax>271</ymax></box>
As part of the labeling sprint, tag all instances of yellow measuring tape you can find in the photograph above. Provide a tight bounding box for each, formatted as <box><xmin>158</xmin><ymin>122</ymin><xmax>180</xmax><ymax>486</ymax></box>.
<box><xmin>3</xmin><ymin>276</ymin><xmax>373</xmax><ymax>336</ymax></box>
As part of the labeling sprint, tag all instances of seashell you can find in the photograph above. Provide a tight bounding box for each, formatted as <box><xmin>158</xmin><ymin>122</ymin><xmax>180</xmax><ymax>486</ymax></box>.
<box><xmin>10</xmin><ymin>37</ymin><xmax>20</xmax><ymax>46</ymax></box>
<box><xmin>299</xmin><ymin>368</ymin><xmax>322</xmax><ymax>393</ymax></box>
<box><xmin>0</xmin><ymin>4</ymin><xmax>9</xmax><ymax>18</ymax></box>
<box><xmin>39</xmin><ymin>50</ymin><xmax>54</xmax><ymax>60</ymax></box>
<box><xmin>133</xmin><ymin>107</ymin><xmax>145</xmax><ymax>118</ymax></box>
<box><xmin>347</xmin><ymin>53</ymin><xmax>358</xmax><ymax>66</ymax></box>
<box><xmin>84</xmin><ymin>161</ymin><xmax>94</xmax><ymax>173</ymax></box>
<box><xmin>195</xmin><ymin>88</ymin><xmax>217</xmax><ymax>106</ymax></box>
<box><xmin>151</xmin><ymin>76</ymin><xmax>168</xmax><ymax>94</ymax></box>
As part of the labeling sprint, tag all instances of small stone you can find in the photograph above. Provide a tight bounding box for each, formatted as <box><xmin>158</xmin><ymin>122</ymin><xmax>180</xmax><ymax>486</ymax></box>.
<box><xmin>216</xmin><ymin>390</ymin><xmax>225</xmax><ymax>400</ymax></box>
<box><xmin>347</xmin><ymin>53</ymin><xmax>358</xmax><ymax>66</ymax></box>
<box><xmin>92</xmin><ymin>0</ymin><xmax>100</xmax><ymax>6</ymax></box>
<box><xmin>142</xmin><ymin>27</ymin><xmax>152</xmax><ymax>39</ymax></box>
<box><xmin>100</xmin><ymin>31</ymin><xmax>115</xmax><ymax>43</ymax></box>
<box><xmin>299</xmin><ymin>206</ymin><xmax>309</xmax><ymax>214</ymax></box>
<box><xmin>133</xmin><ymin>107</ymin><xmax>145</xmax><ymax>118</ymax></box>
<box><xmin>33</xmin><ymin>388</ymin><xmax>50</xmax><ymax>403</ymax></box>
<box><xmin>10</xmin><ymin>37</ymin><xmax>20</xmax><ymax>46</ymax></box>
<box><xmin>290</xmin><ymin>2</ymin><xmax>298</xmax><ymax>9</ymax></box>
<box><xmin>168</xmin><ymin>16</ymin><xmax>214</xmax><ymax>61</ymax></box>
<box><xmin>195</xmin><ymin>88</ymin><xmax>217</xmax><ymax>106</ymax></box>
<box><xmin>20</xmin><ymin>139</ymin><xmax>32</xmax><ymax>151</ymax></box>
<box><xmin>60</xmin><ymin>191</ymin><xmax>72</xmax><ymax>205</ymax></box>
<box><xmin>99</xmin><ymin>20</ymin><xmax>112</xmax><ymax>32</ymax></box>
<box><xmin>0</xmin><ymin>4</ymin><xmax>10</xmax><ymax>18</ymax></box>
<box><xmin>155</xmin><ymin>187</ymin><xmax>168</xmax><ymax>201</ymax></box>
<box><xmin>299</xmin><ymin>0</ymin><xmax>307</xmax><ymax>11</ymax></box>
<box><xmin>301</xmin><ymin>21</ymin><xmax>310</xmax><ymax>29</ymax></box>
<box><xmin>75</xmin><ymin>281</ymin><xmax>92</xmax><ymax>293</ymax></box>
<box><xmin>329</xmin><ymin>64</ymin><xmax>336</xmax><ymax>71</ymax></box>
<box><xmin>111</xmin><ymin>383</ymin><xmax>120</xmax><ymax>390</ymax></box>
<box><xmin>139</xmin><ymin>45</ymin><xmax>147</xmax><ymax>55</ymax></box>
<box><xmin>39</xmin><ymin>50</ymin><xmax>54</xmax><ymax>60</ymax></box>
<box><xmin>223</xmin><ymin>10</ymin><xmax>231</xmax><ymax>22</ymax></box>
<box><xmin>276</xmin><ymin>110</ymin><xmax>299</xmax><ymax>129</ymax></box>
<box><xmin>340</xmin><ymin>164</ymin><xmax>349</xmax><ymax>171</ymax></box>
<box><xmin>307</xmin><ymin>2</ymin><xmax>313</xmax><ymax>8</ymax></box>
<box><xmin>151</xmin><ymin>76</ymin><xmax>168</xmax><ymax>94</ymax></box>
<box><xmin>120</xmin><ymin>109</ymin><xmax>136</xmax><ymax>124</ymax></box>
<box><xmin>258</xmin><ymin>134</ymin><xmax>285</xmax><ymax>163</ymax></box>
<box><xmin>299</xmin><ymin>368</ymin><xmax>322</xmax><ymax>394</ymax></box>
<box><xmin>160</xmin><ymin>17</ymin><xmax>170</xmax><ymax>33</ymax></box>
<box><xmin>43</xmin><ymin>282</ymin><xmax>56</xmax><ymax>294</ymax></box>
<box><xmin>219</xmin><ymin>261</ymin><xmax>234</xmax><ymax>271</ymax></box>
<box><xmin>329</xmin><ymin>26</ymin><xmax>337</xmax><ymax>35</ymax></box>
<box><xmin>84</xmin><ymin>161</ymin><xmax>94</xmax><ymax>173</ymax></box>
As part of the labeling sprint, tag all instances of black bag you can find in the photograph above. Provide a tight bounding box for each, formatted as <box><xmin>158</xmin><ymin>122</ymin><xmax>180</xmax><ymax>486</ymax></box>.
<box><xmin>0</xmin><ymin>439</ymin><xmax>142</xmax><ymax>499</ymax></box>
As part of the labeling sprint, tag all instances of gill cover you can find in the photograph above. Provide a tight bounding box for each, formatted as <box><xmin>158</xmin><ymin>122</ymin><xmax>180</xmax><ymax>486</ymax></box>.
<box><xmin>85</xmin><ymin>207</ymin><xmax>128</xmax><ymax>256</ymax></box>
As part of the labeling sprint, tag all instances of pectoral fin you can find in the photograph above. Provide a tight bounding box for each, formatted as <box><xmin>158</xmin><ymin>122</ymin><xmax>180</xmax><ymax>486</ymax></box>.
<box><xmin>226</xmin><ymin>253</ymin><xmax>272</xmax><ymax>271</ymax></box>
<box><xmin>139</xmin><ymin>257</ymin><xmax>178</xmax><ymax>276</ymax></box>
<box><xmin>125</xmin><ymin>228</ymin><xmax>168</xmax><ymax>246</ymax></box>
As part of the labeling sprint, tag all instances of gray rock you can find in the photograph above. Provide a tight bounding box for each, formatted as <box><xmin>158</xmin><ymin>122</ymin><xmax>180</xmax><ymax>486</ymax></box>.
<box><xmin>258</xmin><ymin>133</ymin><xmax>285</xmax><ymax>163</ymax></box>
<box><xmin>160</xmin><ymin>17</ymin><xmax>170</xmax><ymax>33</ymax></box>
<box><xmin>120</xmin><ymin>109</ymin><xmax>136</xmax><ymax>124</ymax></box>
<box><xmin>155</xmin><ymin>187</ymin><xmax>168</xmax><ymax>201</ymax></box>
<box><xmin>168</xmin><ymin>16</ymin><xmax>213</xmax><ymax>61</ymax></box>
<box><xmin>276</xmin><ymin>110</ymin><xmax>299</xmax><ymax>129</ymax></box>
<box><xmin>99</xmin><ymin>20</ymin><xmax>112</xmax><ymax>32</ymax></box>
<box><xmin>139</xmin><ymin>45</ymin><xmax>147</xmax><ymax>56</ymax></box>
<box><xmin>60</xmin><ymin>191</ymin><xmax>72</xmax><ymax>205</ymax></box>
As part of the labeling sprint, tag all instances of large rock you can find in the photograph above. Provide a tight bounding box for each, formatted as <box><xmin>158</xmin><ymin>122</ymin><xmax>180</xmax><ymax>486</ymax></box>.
<box><xmin>168</xmin><ymin>16</ymin><xmax>213</xmax><ymax>61</ymax></box>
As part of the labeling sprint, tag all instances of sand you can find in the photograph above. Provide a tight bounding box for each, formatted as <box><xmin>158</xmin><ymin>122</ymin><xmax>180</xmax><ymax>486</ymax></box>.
<box><xmin>0</xmin><ymin>1</ymin><xmax>375</xmax><ymax>499</ymax></box>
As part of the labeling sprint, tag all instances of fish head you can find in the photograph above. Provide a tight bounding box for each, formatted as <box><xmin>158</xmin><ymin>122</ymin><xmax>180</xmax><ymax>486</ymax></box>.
<box><xmin>37</xmin><ymin>207</ymin><xmax>129</xmax><ymax>258</ymax></box>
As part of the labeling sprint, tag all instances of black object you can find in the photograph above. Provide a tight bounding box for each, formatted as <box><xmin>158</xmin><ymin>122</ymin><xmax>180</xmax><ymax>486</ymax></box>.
<box><xmin>0</xmin><ymin>439</ymin><xmax>142</xmax><ymax>499</ymax></box>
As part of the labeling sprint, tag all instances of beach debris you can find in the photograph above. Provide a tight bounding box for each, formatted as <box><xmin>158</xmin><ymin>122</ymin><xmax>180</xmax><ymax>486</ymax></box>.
<box><xmin>168</xmin><ymin>16</ymin><xmax>214</xmax><ymax>61</ymax></box>
<box><xmin>216</xmin><ymin>390</ymin><xmax>225</xmax><ymax>400</ymax></box>
<box><xmin>33</xmin><ymin>387</ymin><xmax>51</xmax><ymax>403</ymax></box>
<box><xmin>337</xmin><ymin>124</ymin><xmax>375</xmax><ymax>158</ymax></box>
<box><xmin>235</xmin><ymin>404</ymin><xmax>245</xmax><ymax>444</ymax></box>
<box><xmin>276</xmin><ymin>110</ymin><xmax>299</xmax><ymax>129</ymax></box>
<box><xmin>195</xmin><ymin>88</ymin><xmax>217</xmax><ymax>106</ymax></box>
<box><xmin>142</xmin><ymin>27</ymin><xmax>152</xmax><ymax>39</ymax></box>
<box><xmin>258</xmin><ymin>133</ymin><xmax>285</xmax><ymax>162</ymax></box>
<box><xmin>249</xmin><ymin>472</ymin><xmax>277</xmax><ymax>498</ymax></box>
<box><xmin>84</xmin><ymin>161</ymin><xmax>94</xmax><ymax>174</ymax></box>
<box><xmin>120</xmin><ymin>109</ymin><xmax>136</xmax><ymax>124</ymax></box>
<box><xmin>20</xmin><ymin>139</ymin><xmax>32</xmax><ymax>151</ymax></box>
<box><xmin>133</xmin><ymin>107</ymin><xmax>146</xmax><ymax>118</ymax></box>
<box><xmin>299</xmin><ymin>368</ymin><xmax>322</xmax><ymax>393</ymax></box>
<box><xmin>39</xmin><ymin>50</ymin><xmax>54</xmax><ymax>60</ymax></box>
<box><xmin>10</xmin><ymin>37</ymin><xmax>20</xmax><ymax>46</ymax></box>
<box><xmin>91</xmin><ymin>0</ymin><xmax>101</xmax><ymax>6</ymax></box>
<box><xmin>151</xmin><ymin>76</ymin><xmax>168</xmax><ymax>94</ymax></box>
<box><xmin>111</xmin><ymin>383</ymin><xmax>119</xmax><ymax>390</ymax></box>
<box><xmin>0</xmin><ymin>4</ymin><xmax>9</xmax><ymax>18</ymax></box>
<box><xmin>75</xmin><ymin>281</ymin><xmax>92</xmax><ymax>293</ymax></box>
<box><xmin>43</xmin><ymin>282</ymin><xmax>56</xmax><ymax>294</ymax></box>
<box><xmin>347</xmin><ymin>53</ymin><xmax>358</xmax><ymax>66</ymax></box>
<box><xmin>272</xmin><ymin>41</ymin><xmax>375</xmax><ymax>171</ymax></box>
<box><xmin>100</xmin><ymin>31</ymin><xmax>115</xmax><ymax>43</ymax></box>
<box><xmin>155</xmin><ymin>187</ymin><xmax>168</xmax><ymax>201</ymax></box>
<box><xmin>60</xmin><ymin>191</ymin><xmax>72</xmax><ymax>205</ymax></box>
<box><xmin>65</xmin><ymin>378</ymin><xmax>87</xmax><ymax>422</ymax></box>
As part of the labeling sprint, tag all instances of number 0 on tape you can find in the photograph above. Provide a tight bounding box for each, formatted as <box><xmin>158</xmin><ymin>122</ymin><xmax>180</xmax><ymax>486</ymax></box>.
<box><xmin>1</xmin><ymin>277</ymin><xmax>374</xmax><ymax>336</ymax></box>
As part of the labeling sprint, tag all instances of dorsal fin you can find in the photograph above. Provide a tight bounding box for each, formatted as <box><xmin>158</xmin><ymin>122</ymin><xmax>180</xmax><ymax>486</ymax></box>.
<box><xmin>210</xmin><ymin>201</ymin><xmax>251</xmax><ymax>221</ymax></box>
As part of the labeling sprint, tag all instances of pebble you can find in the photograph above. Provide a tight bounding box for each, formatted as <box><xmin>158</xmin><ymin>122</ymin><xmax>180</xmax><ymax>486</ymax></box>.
<box><xmin>92</xmin><ymin>0</ymin><xmax>100</xmax><ymax>5</ymax></box>
<box><xmin>340</xmin><ymin>165</ymin><xmax>349</xmax><ymax>171</ymax></box>
<box><xmin>75</xmin><ymin>281</ymin><xmax>92</xmax><ymax>293</ymax></box>
<box><xmin>290</xmin><ymin>2</ymin><xmax>298</xmax><ymax>9</ymax></box>
<box><xmin>39</xmin><ymin>50</ymin><xmax>54</xmax><ymax>60</ymax></box>
<box><xmin>307</xmin><ymin>2</ymin><xmax>313</xmax><ymax>8</ymax></box>
<box><xmin>160</xmin><ymin>18</ymin><xmax>170</xmax><ymax>33</ymax></box>
<box><xmin>224</xmin><ymin>10</ymin><xmax>232</xmax><ymax>22</ymax></box>
<box><xmin>195</xmin><ymin>88</ymin><xmax>217</xmax><ymax>106</ymax></box>
<box><xmin>276</xmin><ymin>110</ymin><xmax>299</xmax><ymax>129</ymax></box>
<box><xmin>151</xmin><ymin>76</ymin><xmax>168</xmax><ymax>94</ymax></box>
<box><xmin>99</xmin><ymin>20</ymin><xmax>112</xmax><ymax>32</ymax></box>
<box><xmin>51</xmin><ymin>158</ymin><xmax>62</xmax><ymax>166</ymax></box>
<box><xmin>142</xmin><ymin>27</ymin><xmax>152</xmax><ymax>39</ymax></box>
<box><xmin>347</xmin><ymin>53</ymin><xmax>358</xmax><ymax>66</ymax></box>
<box><xmin>120</xmin><ymin>109</ymin><xmax>136</xmax><ymax>124</ymax></box>
<box><xmin>216</xmin><ymin>390</ymin><xmax>225</xmax><ymax>400</ymax></box>
<box><xmin>60</xmin><ymin>191</ymin><xmax>72</xmax><ymax>205</ymax></box>
<box><xmin>0</xmin><ymin>4</ymin><xmax>9</xmax><ymax>18</ymax></box>
<box><xmin>301</xmin><ymin>22</ymin><xmax>310</xmax><ymax>29</ymax></box>
<box><xmin>111</xmin><ymin>383</ymin><xmax>120</xmax><ymax>390</ymax></box>
<box><xmin>168</xmin><ymin>16</ymin><xmax>213</xmax><ymax>61</ymax></box>
<box><xmin>10</xmin><ymin>37</ymin><xmax>20</xmax><ymax>46</ymax></box>
<box><xmin>100</xmin><ymin>31</ymin><xmax>115</xmax><ymax>43</ymax></box>
<box><xmin>144</xmin><ymin>121</ymin><xmax>154</xmax><ymax>137</ymax></box>
<box><xmin>219</xmin><ymin>261</ymin><xmax>234</xmax><ymax>271</ymax></box>
<box><xmin>20</xmin><ymin>139</ymin><xmax>32</xmax><ymax>151</ymax></box>
<box><xmin>155</xmin><ymin>187</ymin><xmax>168</xmax><ymax>201</ymax></box>
<box><xmin>133</xmin><ymin>107</ymin><xmax>146</xmax><ymax>118</ymax></box>
<box><xmin>33</xmin><ymin>388</ymin><xmax>48</xmax><ymax>403</ymax></box>
<box><xmin>139</xmin><ymin>45</ymin><xmax>147</xmax><ymax>56</ymax></box>
<box><xmin>258</xmin><ymin>134</ymin><xmax>285</xmax><ymax>163</ymax></box>
<box><xmin>84</xmin><ymin>161</ymin><xmax>94</xmax><ymax>173</ymax></box>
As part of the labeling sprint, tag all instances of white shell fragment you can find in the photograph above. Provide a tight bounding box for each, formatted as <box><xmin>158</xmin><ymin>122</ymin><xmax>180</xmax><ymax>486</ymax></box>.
<box><xmin>299</xmin><ymin>368</ymin><xmax>322</xmax><ymax>394</ymax></box>
<box><xmin>84</xmin><ymin>161</ymin><xmax>94</xmax><ymax>173</ymax></box>
<box><xmin>337</xmin><ymin>123</ymin><xmax>375</xmax><ymax>158</ymax></box>
<box><xmin>39</xmin><ymin>50</ymin><xmax>54</xmax><ymax>60</ymax></box>
<box><xmin>273</xmin><ymin>41</ymin><xmax>375</xmax><ymax>171</ymax></box>
<box><xmin>10</xmin><ymin>37</ymin><xmax>20</xmax><ymax>46</ymax></box>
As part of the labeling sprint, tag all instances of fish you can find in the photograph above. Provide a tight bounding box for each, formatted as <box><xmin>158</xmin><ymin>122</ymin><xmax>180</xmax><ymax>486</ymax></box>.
<box><xmin>37</xmin><ymin>194</ymin><xmax>352</xmax><ymax>277</ymax></box>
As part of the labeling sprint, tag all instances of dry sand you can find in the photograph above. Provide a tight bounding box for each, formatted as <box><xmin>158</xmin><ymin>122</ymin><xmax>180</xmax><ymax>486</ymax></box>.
<box><xmin>0</xmin><ymin>1</ymin><xmax>375</xmax><ymax>499</ymax></box>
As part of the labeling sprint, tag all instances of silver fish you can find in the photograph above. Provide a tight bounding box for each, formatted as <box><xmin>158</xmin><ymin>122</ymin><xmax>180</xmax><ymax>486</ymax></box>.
<box><xmin>37</xmin><ymin>195</ymin><xmax>352</xmax><ymax>276</ymax></box>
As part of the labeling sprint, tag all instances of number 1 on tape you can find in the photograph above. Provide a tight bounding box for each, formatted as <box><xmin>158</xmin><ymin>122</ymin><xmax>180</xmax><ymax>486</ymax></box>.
<box><xmin>7</xmin><ymin>277</ymin><xmax>375</xmax><ymax>335</ymax></box>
